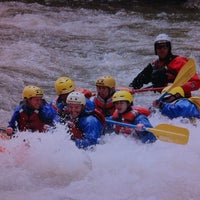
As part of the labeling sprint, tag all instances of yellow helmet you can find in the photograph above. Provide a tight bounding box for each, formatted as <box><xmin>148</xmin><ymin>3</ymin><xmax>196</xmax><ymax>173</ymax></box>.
<box><xmin>162</xmin><ymin>86</ymin><xmax>185</xmax><ymax>97</ymax></box>
<box><xmin>55</xmin><ymin>77</ymin><xmax>76</xmax><ymax>95</ymax></box>
<box><xmin>96</xmin><ymin>75</ymin><xmax>116</xmax><ymax>88</ymax></box>
<box><xmin>22</xmin><ymin>85</ymin><xmax>43</xmax><ymax>99</ymax></box>
<box><xmin>66</xmin><ymin>92</ymin><xmax>86</xmax><ymax>105</ymax></box>
<box><xmin>112</xmin><ymin>90</ymin><xmax>133</xmax><ymax>103</ymax></box>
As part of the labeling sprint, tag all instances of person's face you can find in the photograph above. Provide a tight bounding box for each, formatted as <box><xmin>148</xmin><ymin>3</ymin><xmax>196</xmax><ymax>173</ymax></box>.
<box><xmin>28</xmin><ymin>97</ymin><xmax>43</xmax><ymax>109</ymax></box>
<box><xmin>97</xmin><ymin>86</ymin><xmax>110</xmax><ymax>99</ymax></box>
<box><xmin>68</xmin><ymin>103</ymin><xmax>83</xmax><ymax>119</ymax></box>
<box><xmin>155</xmin><ymin>42</ymin><xmax>170</xmax><ymax>60</ymax></box>
<box><xmin>114</xmin><ymin>101</ymin><xmax>128</xmax><ymax>114</ymax></box>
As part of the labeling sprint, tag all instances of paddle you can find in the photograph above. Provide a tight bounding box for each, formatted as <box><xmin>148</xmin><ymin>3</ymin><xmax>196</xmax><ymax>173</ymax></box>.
<box><xmin>106</xmin><ymin>119</ymin><xmax>189</xmax><ymax>145</ymax></box>
<box><xmin>157</xmin><ymin>58</ymin><xmax>196</xmax><ymax>102</ymax></box>
<box><xmin>188</xmin><ymin>96</ymin><xmax>200</xmax><ymax>110</ymax></box>
<box><xmin>116</xmin><ymin>86</ymin><xmax>164</xmax><ymax>94</ymax></box>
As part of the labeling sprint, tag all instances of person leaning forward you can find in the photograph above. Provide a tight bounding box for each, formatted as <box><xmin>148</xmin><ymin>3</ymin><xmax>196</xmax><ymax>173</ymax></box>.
<box><xmin>129</xmin><ymin>33</ymin><xmax>200</xmax><ymax>97</ymax></box>
<box><xmin>66</xmin><ymin>92</ymin><xmax>105</xmax><ymax>149</ymax></box>
<box><xmin>152</xmin><ymin>86</ymin><xmax>200</xmax><ymax>119</ymax></box>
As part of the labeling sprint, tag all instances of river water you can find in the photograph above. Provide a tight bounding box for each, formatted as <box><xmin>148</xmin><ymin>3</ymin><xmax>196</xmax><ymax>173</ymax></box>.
<box><xmin>0</xmin><ymin>2</ymin><xmax>200</xmax><ymax>200</ymax></box>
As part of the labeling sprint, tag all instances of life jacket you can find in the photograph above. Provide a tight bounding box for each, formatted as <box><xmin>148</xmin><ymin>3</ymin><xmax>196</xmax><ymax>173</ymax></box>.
<box><xmin>112</xmin><ymin>108</ymin><xmax>139</xmax><ymax>134</ymax></box>
<box><xmin>75</xmin><ymin>88</ymin><xmax>93</xmax><ymax>98</ymax></box>
<box><xmin>94</xmin><ymin>95</ymin><xmax>115</xmax><ymax>117</ymax></box>
<box><xmin>68</xmin><ymin>109</ymin><xmax>106</xmax><ymax>140</ymax></box>
<box><xmin>133</xmin><ymin>106</ymin><xmax>151</xmax><ymax>117</ymax></box>
<box><xmin>68</xmin><ymin>118</ymin><xmax>84</xmax><ymax>140</ymax></box>
<box><xmin>112</xmin><ymin>106</ymin><xmax>150</xmax><ymax>134</ymax></box>
<box><xmin>152</xmin><ymin>54</ymin><xmax>178</xmax><ymax>81</ymax></box>
<box><xmin>19</xmin><ymin>108</ymin><xmax>45</xmax><ymax>132</ymax></box>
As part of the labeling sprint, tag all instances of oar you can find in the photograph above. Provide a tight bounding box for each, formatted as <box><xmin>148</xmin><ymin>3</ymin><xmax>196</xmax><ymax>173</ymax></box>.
<box><xmin>157</xmin><ymin>58</ymin><xmax>196</xmax><ymax>102</ymax></box>
<box><xmin>106</xmin><ymin>119</ymin><xmax>189</xmax><ymax>145</ymax></box>
<box><xmin>116</xmin><ymin>86</ymin><xmax>164</xmax><ymax>94</ymax></box>
<box><xmin>188</xmin><ymin>96</ymin><xmax>200</xmax><ymax>110</ymax></box>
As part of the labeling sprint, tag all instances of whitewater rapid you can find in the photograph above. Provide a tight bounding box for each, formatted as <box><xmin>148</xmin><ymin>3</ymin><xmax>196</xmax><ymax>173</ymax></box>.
<box><xmin>0</xmin><ymin>2</ymin><xmax>200</xmax><ymax>200</ymax></box>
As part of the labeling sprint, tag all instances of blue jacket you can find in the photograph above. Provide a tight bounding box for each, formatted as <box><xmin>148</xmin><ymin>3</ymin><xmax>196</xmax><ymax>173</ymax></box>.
<box><xmin>8</xmin><ymin>100</ymin><xmax>58</xmax><ymax>132</ymax></box>
<box><xmin>133</xmin><ymin>115</ymin><xmax>157</xmax><ymax>143</ymax></box>
<box><xmin>160</xmin><ymin>99</ymin><xmax>200</xmax><ymax>119</ymax></box>
<box><xmin>73</xmin><ymin>111</ymin><xmax>103</xmax><ymax>149</ymax></box>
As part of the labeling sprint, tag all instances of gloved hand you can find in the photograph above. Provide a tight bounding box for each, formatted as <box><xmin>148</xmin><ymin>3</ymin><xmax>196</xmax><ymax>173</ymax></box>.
<box><xmin>129</xmin><ymin>73</ymin><xmax>144</xmax><ymax>89</ymax></box>
<box><xmin>129</xmin><ymin>63</ymin><xmax>153</xmax><ymax>89</ymax></box>
<box><xmin>152</xmin><ymin>67</ymin><xmax>168</xmax><ymax>87</ymax></box>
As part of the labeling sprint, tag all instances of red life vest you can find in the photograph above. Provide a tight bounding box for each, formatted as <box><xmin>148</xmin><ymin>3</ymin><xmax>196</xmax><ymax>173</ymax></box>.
<box><xmin>133</xmin><ymin>106</ymin><xmax>151</xmax><ymax>117</ymax></box>
<box><xmin>19</xmin><ymin>109</ymin><xmax>45</xmax><ymax>132</ymax></box>
<box><xmin>94</xmin><ymin>95</ymin><xmax>115</xmax><ymax>117</ymax></box>
<box><xmin>68</xmin><ymin>119</ymin><xmax>84</xmax><ymax>140</ymax></box>
<box><xmin>112</xmin><ymin>106</ymin><xmax>150</xmax><ymax>134</ymax></box>
<box><xmin>112</xmin><ymin>109</ymin><xmax>139</xmax><ymax>134</ymax></box>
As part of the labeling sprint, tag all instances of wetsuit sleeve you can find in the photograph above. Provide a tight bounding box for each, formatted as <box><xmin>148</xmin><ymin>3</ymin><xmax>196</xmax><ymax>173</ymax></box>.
<box><xmin>160</xmin><ymin>99</ymin><xmax>200</xmax><ymax>119</ymax></box>
<box><xmin>75</xmin><ymin>116</ymin><xmax>103</xmax><ymax>149</ymax></box>
<box><xmin>7</xmin><ymin>106</ymin><xmax>21</xmax><ymax>131</ymax></box>
<box><xmin>133</xmin><ymin>114</ymin><xmax>157</xmax><ymax>143</ymax></box>
<box><xmin>41</xmin><ymin>103</ymin><xmax>60</xmax><ymax>125</ymax></box>
<box><xmin>129</xmin><ymin>63</ymin><xmax>153</xmax><ymax>89</ymax></box>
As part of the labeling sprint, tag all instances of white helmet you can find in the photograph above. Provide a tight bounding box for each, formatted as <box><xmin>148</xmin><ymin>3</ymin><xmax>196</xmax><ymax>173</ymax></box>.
<box><xmin>154</xmin><ymin>33</ymin><xmax>172</xmax><ymax>55</ymax></box>
<box><xmin>154</xmin><ymin>33</ymin><xmax>171</xmax><ymax>43</ymax></box>
<box><xmin>66</xmin><ymin>92</ymin><xmax>86</xmax><ymax>105</ymax></box>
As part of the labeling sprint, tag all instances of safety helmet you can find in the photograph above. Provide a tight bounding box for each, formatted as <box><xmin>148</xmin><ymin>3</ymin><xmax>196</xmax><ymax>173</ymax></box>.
<box><xmin>154</xmin><ymin>33</ymin><xmax>171</xmax><ymax>55</ymax></box>
<box><xmin>162</xmin><ymin>86</ymin><xmax>185</xmax><ymax>97</ymax></box>
<box><xmin>55</xmin><ymin>77</ymin><xmax>76</xmax><ymax>95</ymax></box>
<box><xmin>66</xmin><ymin>92</ymin><xmax>86</xmax><ymax>105</ymax></box>
<box><xmin>96</xmin><ymin>75</ymin><xmax>116</xmax><ymax>88</ymax></box>
<box><xmin>154</xmin><ymin>33</ymin><xmax>171</xmax><ymax>43</ymax></box>
<box><xmin>112</xmin><ymin>90</ymin><xmax>133</xmax><ymax>104</ymax></box>
<box><xmin>22</xmin><ymin>85</ymin><xmax>43</xmax><ymax>99</ymax></box>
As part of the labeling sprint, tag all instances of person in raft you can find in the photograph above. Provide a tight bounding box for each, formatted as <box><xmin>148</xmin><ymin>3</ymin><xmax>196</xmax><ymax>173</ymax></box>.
<box><xmin>51</xmin><ymin>76</ymin><xmax>94</xmax><ymax>123</ymax></box>
<box><xmin>152</xmin><ymin>86</ymin><xmax>200</xmax><ymax>119</ymax></box>
<box><xmin>6</xmin><ymin>85</ymin><xmax>58</xmax><ymax>136</ymax></box>
<box><xmin>129</xmin><ymin>33</ymin><xmax>200</xmax><ymax>97</ymax></box>
<box><xmin>66</xmin><ymin>91</ymin><xmax>105</xmax><ymax>149</ymax></box>
<box><xmin>109</xmin><ymin>90</ymin><xmax>157</xmax><ymax>143</ymax></box>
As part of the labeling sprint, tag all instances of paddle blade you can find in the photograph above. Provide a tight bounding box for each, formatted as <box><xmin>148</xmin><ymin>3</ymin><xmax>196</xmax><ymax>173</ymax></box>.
<box><xmin>147</xmin><ymin>124</ymin><xmax>189</xmax><ymax>145</ymax></box>
<box><xmin>166</xmin><ymin>58</ymin><xmax>196</xmax><ymax>93</ymax></box>
<box><xmin>189</xmin><ymin>96</ymin><xmax>200</xmax><ymax>110</ymax></box>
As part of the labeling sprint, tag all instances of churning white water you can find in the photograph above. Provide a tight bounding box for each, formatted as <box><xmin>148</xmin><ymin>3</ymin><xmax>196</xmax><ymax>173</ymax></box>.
<box><xmin>0</xmin><ymin>2</ymin><xmax>200</xmax><ymax>200</ymax></box>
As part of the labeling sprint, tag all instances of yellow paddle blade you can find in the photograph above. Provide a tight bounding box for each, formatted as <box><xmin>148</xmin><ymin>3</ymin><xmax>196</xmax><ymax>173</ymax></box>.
<box><xmin>189</xmin><ymin>96</ymin><xmax>200</xmax><ymax>110</ymax></box>
<box><xmin>147</xmin><ymin>124</ymin><xmax>189</xmax><ymax>145</ymax></box>
<box><xmin>166</xmin><ymin>58</ymin><xmax>196</xmax><ymax>93</ymax></box>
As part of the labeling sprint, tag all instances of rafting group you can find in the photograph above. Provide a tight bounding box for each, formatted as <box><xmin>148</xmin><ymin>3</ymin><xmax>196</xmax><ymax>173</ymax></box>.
<box><xmin>1</xmin><ymin>33</ymin><xmax>200</xmax><ymax>150</ymax></box>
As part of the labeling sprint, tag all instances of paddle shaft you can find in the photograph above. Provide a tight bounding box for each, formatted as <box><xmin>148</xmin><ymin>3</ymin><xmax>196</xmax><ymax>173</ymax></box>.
<box><xmin>106</xmin><ymin>119</ymin><xmax>146</xmax><ymax>130</ymax></box>
<box><xmin>116</xmin><ymin>86</ymin><xmax>164</xmax><ymax>94</ymax></box>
